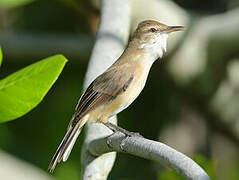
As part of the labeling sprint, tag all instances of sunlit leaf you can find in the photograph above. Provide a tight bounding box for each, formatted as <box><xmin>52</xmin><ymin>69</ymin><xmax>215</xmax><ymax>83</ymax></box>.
<box><xmin>0</xmin><ymin>54</ymin><xmax>67</xmax><ymax>123</ymax></box>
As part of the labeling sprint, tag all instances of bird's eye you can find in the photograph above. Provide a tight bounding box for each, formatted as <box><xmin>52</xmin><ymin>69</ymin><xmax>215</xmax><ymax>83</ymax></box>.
<box><xmin>150</xmin><ymin>28</ymin><xmax>157</xmax><ymax>32</ymax></box>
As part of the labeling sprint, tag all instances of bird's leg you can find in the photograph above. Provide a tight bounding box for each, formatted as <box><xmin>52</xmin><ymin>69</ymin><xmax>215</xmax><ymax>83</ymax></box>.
<box><xmin>103</xmin><ymin>122</ymin><xmax>143</xmax><ymax>137</ymax></box>
<box><xmin>103</xmin><ymin>122</ymin><xmax>143</xmax><ymax>151</ymax></box>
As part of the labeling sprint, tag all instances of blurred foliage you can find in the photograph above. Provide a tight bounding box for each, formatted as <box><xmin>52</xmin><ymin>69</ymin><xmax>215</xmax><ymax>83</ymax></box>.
<box><xmin>193</xmin><ymin>155</ymin><xmax>216</xmax><ymax>180</ymax></box>
<box><xmin>54</xmin><ymin>162</ymin><xmax>81</xmax><ymax>180</ymax></box>
<box><xmin>158</xmin><ymin>170</ymin><xmax>184</xmax><ymax>180</ymax></box>
<box><xmin>158</xmin><ymin>155</ymin><xmax>216</xmax><ymax>180</ymax></box>
<box><xmin>0</xmin><ymin>0</ymin><xmax>35</xmax><ymax>9</ymax></box>
<box><xmin>0</xmin><ymin>53</ymin><xmax>67</xmax><ymax>123</ymax></box>
<box><xmin>0</xmin><ymin>47</ymin><xmax>2</xmax><ymax>67</ymax></box>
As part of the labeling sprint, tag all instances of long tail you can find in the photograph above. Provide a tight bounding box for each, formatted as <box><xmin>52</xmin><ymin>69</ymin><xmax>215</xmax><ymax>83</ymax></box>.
<box><xmin>48</xmin><ymin>117</ymin><xmax>88</xmax><ymax>173</ymax></box>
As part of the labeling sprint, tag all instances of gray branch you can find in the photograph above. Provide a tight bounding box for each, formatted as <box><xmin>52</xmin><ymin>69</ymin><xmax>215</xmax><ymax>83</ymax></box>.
<box><xmin>89</xmin><ymin>132</ymin><xmax>210</xmax><ymax>180</ymax></box>
<box><xmin>81</xmin><ymin>0</ymin><xmax>131</xmax><ymax>180</ymax></box>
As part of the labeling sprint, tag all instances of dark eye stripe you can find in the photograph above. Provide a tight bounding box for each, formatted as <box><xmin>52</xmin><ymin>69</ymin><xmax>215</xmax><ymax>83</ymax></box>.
<box><xmin>150</xmin><ymin>28</ymin><xmax>157</xmax><ymax>32</ymax></box>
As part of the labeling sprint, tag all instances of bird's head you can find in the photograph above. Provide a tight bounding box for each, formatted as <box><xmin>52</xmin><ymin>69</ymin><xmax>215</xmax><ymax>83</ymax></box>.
<box><xmin>132</xmin><ymin>20</ymin><xmax>184</xmax><ymax>59</ymax></box>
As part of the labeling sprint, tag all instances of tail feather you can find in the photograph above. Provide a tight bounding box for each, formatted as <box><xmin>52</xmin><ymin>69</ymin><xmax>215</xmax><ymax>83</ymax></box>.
<box><xmin>48</xmin><ymin>116</ymin><xmax>88</xmax><ymax>173</ymax></box>
<box><xmin>48</xmin><ymin>126</ymin><xmax>77</xmax><ymax>173</ymax></box>
<box><xmin>62</xmin><ymin>128</ymin><xmax>81</xmax><ymax>162</ymax></box>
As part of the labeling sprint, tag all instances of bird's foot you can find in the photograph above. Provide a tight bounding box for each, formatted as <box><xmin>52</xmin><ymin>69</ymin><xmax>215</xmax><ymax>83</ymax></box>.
<box><xmin>103</xmin><ymin>122</ymin><xmax>143</xmax><ymax>151</ymax></box>
<box><xmin>119</xmin><ymin>131</ymin><xmax>143</xmax><ymax>151</ymax></box>
<box><xmin>106</xmin><ymin>137</ymin><xmax>113</xmax><ymax>148</ymax></box>
<box><xmin>123</xmin><ymin>131</ymin><xmax>143</xmax><ymax>138</ymax></box>
<box><xmin>103</xmin><ymin>122</ymin><xmax>143</xmax><ymax>137</ymax></box>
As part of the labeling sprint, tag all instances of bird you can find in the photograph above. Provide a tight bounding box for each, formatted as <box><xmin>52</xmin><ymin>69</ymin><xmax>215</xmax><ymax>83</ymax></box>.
<box><xmin>48</xmin><ymin>20</ymin><xmax>184</xmax><ymax>172</ymax></box>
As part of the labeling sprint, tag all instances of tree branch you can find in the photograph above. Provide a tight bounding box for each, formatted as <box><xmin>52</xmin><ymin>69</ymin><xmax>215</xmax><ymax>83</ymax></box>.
<box><xmin>81</xmin><ymin>0</ymin><xmax>131</xmax><ymax>180</ymax></box>
<box><xmin>89</xmin><ymin>132</ymin><xmax>211</xmax><ymax>180</ymax></box>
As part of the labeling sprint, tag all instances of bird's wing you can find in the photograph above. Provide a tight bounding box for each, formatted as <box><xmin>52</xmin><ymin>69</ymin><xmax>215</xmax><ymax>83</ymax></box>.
<box><xmin>69</xmin><ymin>67</ymin><xmax>134</xmax><ymax>128</ymax></box>
<box><xmin>49</xmin><ymin>67</ymin><xmax>134</xmax><ymax>171</ymax></box>
<box><xmin>93</xmin><ymin>67</ymin><xmax>134</xmax><ymax>98</ymax></box>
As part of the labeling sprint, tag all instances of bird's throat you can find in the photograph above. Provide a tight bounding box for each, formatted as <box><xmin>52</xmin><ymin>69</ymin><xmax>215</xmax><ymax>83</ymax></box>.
<box><xmin>139</xmin><ymin>34</ymin><xmax>168</xmax><ymax>60</ymax></box>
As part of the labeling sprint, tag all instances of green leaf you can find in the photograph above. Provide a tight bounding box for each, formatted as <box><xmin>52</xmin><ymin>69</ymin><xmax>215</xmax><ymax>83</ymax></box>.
<box><xmin>0</xmin><ymin>0</ymin><xmax>35</xmax><ymax>9</ymax></box>
<box><xmin>0</xmin><ymin>47</ymin><xmax>2</xmax><ymax>68</ymax></box>
<box><xmin>0</xmin><ymin>54</ymin><xmax>67</xmax><ymax>123</ymax></box>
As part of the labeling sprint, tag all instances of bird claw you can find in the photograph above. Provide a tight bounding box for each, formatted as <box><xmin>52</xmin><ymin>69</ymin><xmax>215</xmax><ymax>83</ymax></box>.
<box><xmin>103</xmin><ymin>122</ymin><xmax>144</xmax><ymax>151</ymax></box>
<box><xmin>120</xmin><ymin>136</ymin><xmax>127</xmax><ymax>152</ymax></box>
<box><xmin>125</xmin><ymin>131</ymin><xmax>143</xmax><ymax>138</ymax></box>
<box><xmin>106</xmin><ymin>137</ymin><xmax>113</xmax><ymax>148</ymax></box>
<box><xmin>119</xmin><ymin>131</ymin><xmax>144</xmax><ymax>152</ymax></box>
<box><xmin>103</xmin><ymin>122</ymin><xmax>143</xmax><ymax>138</ymax></box>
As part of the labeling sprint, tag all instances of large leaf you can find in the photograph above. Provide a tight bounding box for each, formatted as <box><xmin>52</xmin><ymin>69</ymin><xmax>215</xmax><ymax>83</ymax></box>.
<box><xmin>0</xmin><ymin>54</ymin><xmax>67</xmax><ymax>123</ymax></box>
<box><xmin>0</xmin><ymin>47</ymin><xmax>2</xmax><ymax>68</ymax></box>
<box><xmin>0</xmin><ymin>0</ymin><xmax>35</xmax><ymax>8</ymax></box>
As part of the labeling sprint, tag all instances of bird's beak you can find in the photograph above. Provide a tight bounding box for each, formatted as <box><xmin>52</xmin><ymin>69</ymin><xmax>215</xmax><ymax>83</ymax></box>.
<box><xmin>162</xmin><ymin>26</ymin><xmax>185</xmax><ymax>33</ymax></box>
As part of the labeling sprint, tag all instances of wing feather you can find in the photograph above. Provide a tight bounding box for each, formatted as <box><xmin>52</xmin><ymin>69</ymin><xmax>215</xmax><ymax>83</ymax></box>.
<box><xmin>69</xmin><ymin>67</ymin><xmax>134</xmax><ymax>128</ymax></box>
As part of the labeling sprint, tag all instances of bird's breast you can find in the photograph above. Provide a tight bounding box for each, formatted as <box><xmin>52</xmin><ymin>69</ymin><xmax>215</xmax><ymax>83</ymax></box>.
<box><xmin>110</xmin><ymin>63</ymin><xmax>150</xmax><ymax>116</ymax></box>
